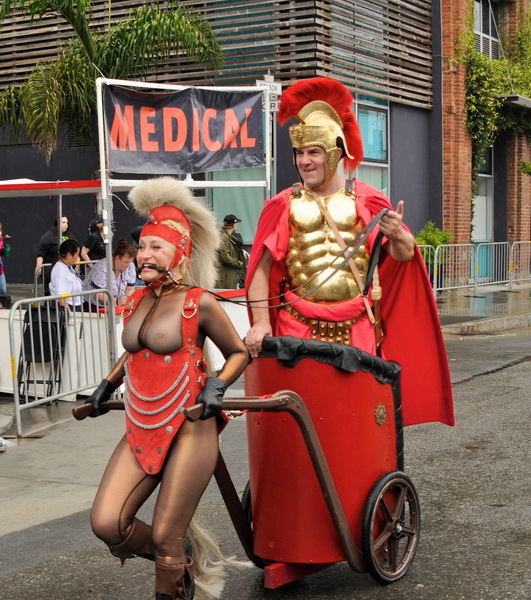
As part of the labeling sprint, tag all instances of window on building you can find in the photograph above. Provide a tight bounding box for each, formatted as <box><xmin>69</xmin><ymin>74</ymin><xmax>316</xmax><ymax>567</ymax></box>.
<box><xmin>472</xmin><ymin>148</ymin><xmax>494</xmax><ymax>242</ymax></box>
<box><xmin>474</xmin><ymin>0</ymin><xmax>501</xmax><ymax>59</ymax></box>
<box><xmin>355</xmin><ymin>100</ymin><xmax>389</xmax><ymax>195</ymax></box>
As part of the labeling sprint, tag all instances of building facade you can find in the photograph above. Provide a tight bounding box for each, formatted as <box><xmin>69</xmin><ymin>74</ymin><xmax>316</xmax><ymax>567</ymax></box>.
<box><xmin>441</xmin><ymin>0</ymin><xmax>531</xmax><ymax>244</ymax></box>
<box><xmin>0</xmin><ymin>0</ymin><xmax>529</xmax><ymax>283</ymax></box>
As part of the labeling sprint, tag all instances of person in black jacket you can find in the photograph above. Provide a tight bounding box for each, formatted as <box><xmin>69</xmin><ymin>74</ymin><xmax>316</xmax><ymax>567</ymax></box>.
<box><xmin>35</xmin><ymin>216</ymin><xmax>76</xmax><ymax>295</ymax></box>
<box><xmin>81</xmin><ymin>217</ymin><xmax>116</xmax><ymax>265</ymax></box>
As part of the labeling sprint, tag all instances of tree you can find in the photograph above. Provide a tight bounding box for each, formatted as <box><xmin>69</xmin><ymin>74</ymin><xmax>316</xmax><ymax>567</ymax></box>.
<box><xmin>0</xmin><ymin>0</ymin><xmax>224</xmax><ymax>161</ymax></box>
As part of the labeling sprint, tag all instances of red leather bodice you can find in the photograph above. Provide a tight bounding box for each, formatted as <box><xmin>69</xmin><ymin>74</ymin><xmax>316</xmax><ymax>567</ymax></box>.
<box><xmin>123</xmin><ymin>287</ymin><xmax>207</xmax><ymax>474</ymax></box>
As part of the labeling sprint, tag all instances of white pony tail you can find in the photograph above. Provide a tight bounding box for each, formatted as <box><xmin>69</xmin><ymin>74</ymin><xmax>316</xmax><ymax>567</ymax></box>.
<box><xmin>186</xmin><ymin>516</ymin><xmax>254</xmax><ymax>600</ymax></box>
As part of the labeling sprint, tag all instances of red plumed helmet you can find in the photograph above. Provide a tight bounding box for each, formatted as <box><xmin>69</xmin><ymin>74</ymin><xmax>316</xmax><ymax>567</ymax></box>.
<box><xmin>278</xmin><ymin>77</ymin><xmax>363</xmax><ymax>174</ymax></box>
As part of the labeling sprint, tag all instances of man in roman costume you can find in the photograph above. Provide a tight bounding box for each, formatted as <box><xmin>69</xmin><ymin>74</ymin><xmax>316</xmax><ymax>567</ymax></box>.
<box><xmin>245</xmin><ymin>77</ymin><xmax>453</xmax><ymax>427</ymax></box>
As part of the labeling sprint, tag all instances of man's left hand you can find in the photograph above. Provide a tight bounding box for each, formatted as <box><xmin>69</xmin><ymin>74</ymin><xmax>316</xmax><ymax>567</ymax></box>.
<box><xmin>378</xmin><ymin>201</ymin><xmax>415</xmax><ymax>262</ymax></box>
<box><xmin>378</xmin><ymin>200</ymin><xmax>405</xmax><ymax>240</ymax></box>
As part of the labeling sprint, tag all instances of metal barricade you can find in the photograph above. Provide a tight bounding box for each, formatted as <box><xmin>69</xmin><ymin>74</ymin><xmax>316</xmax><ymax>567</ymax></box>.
<box><xmin>33</xmin><ymin>263</ymin><xmax>52</xmax><ymax>297</ymax></box>
<box><xmin>7</xmin><ymin>289</ymin><xmax>117</xmax><ymax>436</ymax></box>
<box><xmin>473</xmin><ymin>242</ymin><xmax>510</xmax><ymax>294</ymax></box>
<box><xmin>417</xmin><ymin>245</ymin><xmax>436</xmax><ymax>287</ymax></box>
<box><xmin>509</xmin><ymin>241</ymin><xmax>531</xmax><ymax>291</ymax></box>
<box><xmin>77</xmin><ymin>259</ymin><xmax>98</xmax><ymax>280</ymax></box>
<box><xmin>433</xmin><ymin>244</ymin><xmax>476</xmax><ymax>300</ymax></box>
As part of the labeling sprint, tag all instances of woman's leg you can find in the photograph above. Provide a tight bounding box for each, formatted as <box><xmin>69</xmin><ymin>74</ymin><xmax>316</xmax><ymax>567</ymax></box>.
<box><xmin>90</xmin><ymin>435</ymin><xmax>159</xmax><ymax>561</ymax></box>
<box><xmin>152</xmin><ymin>418</ymin><xmax>219</xmax><ymax>598</ymax></box>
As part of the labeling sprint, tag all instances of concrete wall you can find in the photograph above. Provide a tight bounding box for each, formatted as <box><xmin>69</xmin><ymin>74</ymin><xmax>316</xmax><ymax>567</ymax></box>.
<box><xmin>389</xmin><ymin>104</ymin><xmax>433</xmax><ymax>235</ymax></box>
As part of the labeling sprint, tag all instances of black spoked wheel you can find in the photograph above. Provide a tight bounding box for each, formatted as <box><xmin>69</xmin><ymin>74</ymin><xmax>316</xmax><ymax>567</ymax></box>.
<box><xmin>241</xmin><ymin>481</ymin><xmax>274</xmax><ymax>569</ymax></box>
<box><xmin>362</xmin><ymin>471</ymin><xmax>421</xmax><ymax>584</ymax></box>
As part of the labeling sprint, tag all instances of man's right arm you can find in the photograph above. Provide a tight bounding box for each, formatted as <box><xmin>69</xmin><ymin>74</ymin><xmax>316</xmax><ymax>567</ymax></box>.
<box><xmin>245</xmin><ymin>248</ymin><xmax>274</xmax><ymax>358</ymax></box>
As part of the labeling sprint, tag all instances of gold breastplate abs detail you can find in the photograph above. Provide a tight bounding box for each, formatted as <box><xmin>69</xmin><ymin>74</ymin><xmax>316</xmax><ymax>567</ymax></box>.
<box><xmin>285</xmin><ymin>189</ymin><xmax>370</xmax><ymax>302</ymax></box>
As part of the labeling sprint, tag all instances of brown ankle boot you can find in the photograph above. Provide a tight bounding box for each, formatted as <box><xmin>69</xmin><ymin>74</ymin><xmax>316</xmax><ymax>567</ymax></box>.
<box><xmin>155</xmin><ymin>556</ymin><xmax>195</xmax><ymax>600</ymax></box>
<box><xmin>108</xmin><ymin>519</ymin><xmax>154</xmax><ymax>565</ymax></box>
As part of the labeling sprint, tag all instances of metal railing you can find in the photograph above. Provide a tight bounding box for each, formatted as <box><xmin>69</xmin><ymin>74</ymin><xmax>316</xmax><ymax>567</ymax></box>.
<box><xmin>420</xmin><ymin>241</ymin><xmax>531</xmax><ymax>298</ymax></box>
<box><xmin>417</xmin><ymin>245</ymin><xmax>435</xmax><ymax>285</ymax></box>
<box><xmin>509</xmin><ymin>241</ymin><xmax>531</xmax><ymax>291</ymax></box>
<box><xmin>8</xmin><ymin>289</ymin><xmax>117</xmax><ymax>436</ymax></box>
<box><xmin>473</xmin><ymin>242</ymin><xmax>510</xmax><ymax>294</ymax></box>
<box><xmin>433</xmin><ymin>244</ymin><xmax>476</xmax><ymax>300</ymax></box>
<box><xmin>7</xmin><ymin>239</ymin><xmax>530</xmax><ymax>436</ymax></box>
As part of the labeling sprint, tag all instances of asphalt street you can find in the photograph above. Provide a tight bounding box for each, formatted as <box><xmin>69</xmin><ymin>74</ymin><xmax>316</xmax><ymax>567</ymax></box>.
<box><xmin>0</xmin><ymin>328</ymin><xmax>530</xmax><ymax>600</ymax></box>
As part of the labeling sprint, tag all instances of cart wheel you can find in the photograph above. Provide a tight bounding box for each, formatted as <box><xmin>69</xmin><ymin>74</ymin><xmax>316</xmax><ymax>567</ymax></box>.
<box><xmin>241</xmin><ymin>481</ymin><xmax>274</xmax><ymax>569</ymax></box>
<box><xmin>362</xmin><ymin>471</ymin><xmax>420</xmax><ymax>584</ymax></box>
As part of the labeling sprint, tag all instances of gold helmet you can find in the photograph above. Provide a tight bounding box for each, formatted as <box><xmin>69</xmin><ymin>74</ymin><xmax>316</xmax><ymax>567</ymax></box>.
<box><xmin>278</xmin><ymin>78</ymin><xmax>363</xmax><ymax>184</ymax></box>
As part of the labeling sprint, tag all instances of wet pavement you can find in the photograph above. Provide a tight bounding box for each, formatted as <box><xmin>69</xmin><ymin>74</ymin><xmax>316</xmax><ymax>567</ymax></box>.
<box><xmin>438</xmin><ymin>285</ymin><xmax>531</xmax><ymax>320</ymax></box>
<box><xmin>437</xmin><ymin>285</ymin><xmax>531</xmax><ymax>333</ymax></box>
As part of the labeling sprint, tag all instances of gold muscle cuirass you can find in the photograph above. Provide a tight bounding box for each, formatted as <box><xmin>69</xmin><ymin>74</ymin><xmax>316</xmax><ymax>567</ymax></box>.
<box><xmin>285</xmin><ymin>188</ymin><xmax>370</xmax><ymax>303</ymax></box>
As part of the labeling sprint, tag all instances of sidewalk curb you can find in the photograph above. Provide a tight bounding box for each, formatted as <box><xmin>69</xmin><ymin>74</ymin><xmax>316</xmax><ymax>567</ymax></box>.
<box><xmin>441</xmin><ymin>313</ymin><xmax>531</xmax><ymax>336</ymax></box>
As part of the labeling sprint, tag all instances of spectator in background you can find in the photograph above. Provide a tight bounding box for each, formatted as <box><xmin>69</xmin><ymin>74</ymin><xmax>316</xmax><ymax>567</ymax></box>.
<box><xmin>78</xmin><ymin>219</ymin><xmax>100</xmax><ymax>279</ymax></box>
<box><xmin>130</xmin><ymin>225</ymin><xmax>143</xmax><ymax>248</ymax></box>
<box><xmin>81</xmin><ymin>217</ymin><xmax>110</xmax><ymax>265</ymax></box>
<box><xmin>0</xmin><ymin>221</ymin><xmax>7</xmax><ymax>295</ymax></box>
<box><xmin>82</xmin><ymin>239</ymin><xmax>137</xmax><ymax>310</ymax></box>
<box><xmin>232</xmin><ymin>227</ymin><xmax>249</xmax><ymax>289</ymax></box>
<box><xmin>36</xmin><ymin>216</ymin><xmax>77</xmax><ymax>295</ymax></box>
<box><xmin>215</xmin><ymin>214</ymin><xmax>246</xmax><ymax>289</ymax></box>
<box><xmin>49</xmin><ymin>239</ymin><xmax>83</xmax><ymax>311</ymax></box>
<box><xmin>88</xmin><ymin>219</ymin><xmax>99</xmax><ymax>235</ymax></box>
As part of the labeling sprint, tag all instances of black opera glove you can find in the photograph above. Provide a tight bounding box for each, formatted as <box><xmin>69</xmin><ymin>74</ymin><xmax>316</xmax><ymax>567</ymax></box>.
<box><xmin>84</xmin><ymin>379</ymin><xmax>115</xmax><ymax>418</ymax></box>
<box><xmin>197</xmin><ymin>376</ymin><xmax>227</xmax><ymax>420</ymax></box>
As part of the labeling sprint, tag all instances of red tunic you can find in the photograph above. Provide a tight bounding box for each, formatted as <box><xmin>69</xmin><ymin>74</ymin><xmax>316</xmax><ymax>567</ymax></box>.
<box><xmin>123</xmin><ymin>286</ymin><xmax>208</xmax><ymax>474</ymax></box>
<box><xmin>246</xmin><ymin>181</ymin><xmax>455</xmax><ymax>427</ymax></box>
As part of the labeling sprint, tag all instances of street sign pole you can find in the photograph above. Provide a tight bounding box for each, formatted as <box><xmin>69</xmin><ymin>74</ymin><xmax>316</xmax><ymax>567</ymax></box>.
<box><xmin>257</xmin><ymin>75</ymin><xmax>282</xmax><ymax>199</ymax></box>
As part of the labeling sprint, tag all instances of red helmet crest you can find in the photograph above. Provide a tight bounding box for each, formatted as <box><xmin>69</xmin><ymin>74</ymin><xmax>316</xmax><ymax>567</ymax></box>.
<box><xmin>278</xmin><ymin>77</ymin><xmax>363</xmax><ymax>174</ymax></box>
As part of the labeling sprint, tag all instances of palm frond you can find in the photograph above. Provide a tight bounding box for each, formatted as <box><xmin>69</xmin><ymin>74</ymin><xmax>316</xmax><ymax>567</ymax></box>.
<box><xmin>55</xmin><ymin>41</ymin><xmax>99</xmax><ymax>146</ymax></box>
<box><xmin>96</xmin><ymin>3</ymin><xmax>223</xmax><ymax>79</ymax></box>
<box><xmin>0</xmin><ymin>86</ymin><xmax>25</xmax><ymax>139</ymax></box>
<box><xmin>0</xmin><ymin>0</ymin><xmax>96</xmax><ymax>58</ymax></box>
<box><xmin>21</xmin><ymin>62</ymin><xmax>63</xmax><ymax>160</ymax></box>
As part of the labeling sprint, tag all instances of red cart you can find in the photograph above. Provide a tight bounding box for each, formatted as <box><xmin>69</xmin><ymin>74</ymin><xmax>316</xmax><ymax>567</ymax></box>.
<box><xmin>74</xmin><ymin>335</ymin><xmax>420</xmax><ymax>590</ymax></box>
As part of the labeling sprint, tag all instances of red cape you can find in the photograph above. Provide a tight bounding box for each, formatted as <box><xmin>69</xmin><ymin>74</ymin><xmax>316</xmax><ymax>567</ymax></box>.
<box><xmin>247</xmin><ymin>182</ymin><xmax>454</xmax><ymax>427</ymax></box>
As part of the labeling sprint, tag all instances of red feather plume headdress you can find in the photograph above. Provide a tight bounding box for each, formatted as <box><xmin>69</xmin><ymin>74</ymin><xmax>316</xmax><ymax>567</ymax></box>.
<box><xmin>277</xmin><ymin>77</ymin><xmax>363</xmax><ymax>173</ymax></box>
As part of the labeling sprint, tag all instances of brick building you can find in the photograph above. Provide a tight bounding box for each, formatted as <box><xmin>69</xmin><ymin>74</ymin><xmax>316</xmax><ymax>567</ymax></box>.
<box><xmin>441</xmin><ymin>0</ymin><xmax>531</xmax><ymax>244</ymax></box>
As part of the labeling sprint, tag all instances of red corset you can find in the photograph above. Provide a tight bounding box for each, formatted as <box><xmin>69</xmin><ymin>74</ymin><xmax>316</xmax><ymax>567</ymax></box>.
<box><xmin>123</xmin><ymin>287</ymin><xmax>207</xmax><ymax>474</ymax></box>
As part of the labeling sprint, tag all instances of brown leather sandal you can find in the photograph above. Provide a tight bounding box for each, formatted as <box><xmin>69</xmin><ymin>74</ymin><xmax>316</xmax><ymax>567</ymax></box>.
<box><xmin>155</xmin><ymin>556</ymin><xmax>195</xmax><ymax>600</ymax></box>
<box><xmin>176</xmin><ymin>558</ymin><xmax>195</xmax><ymax>600</ymax></box>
